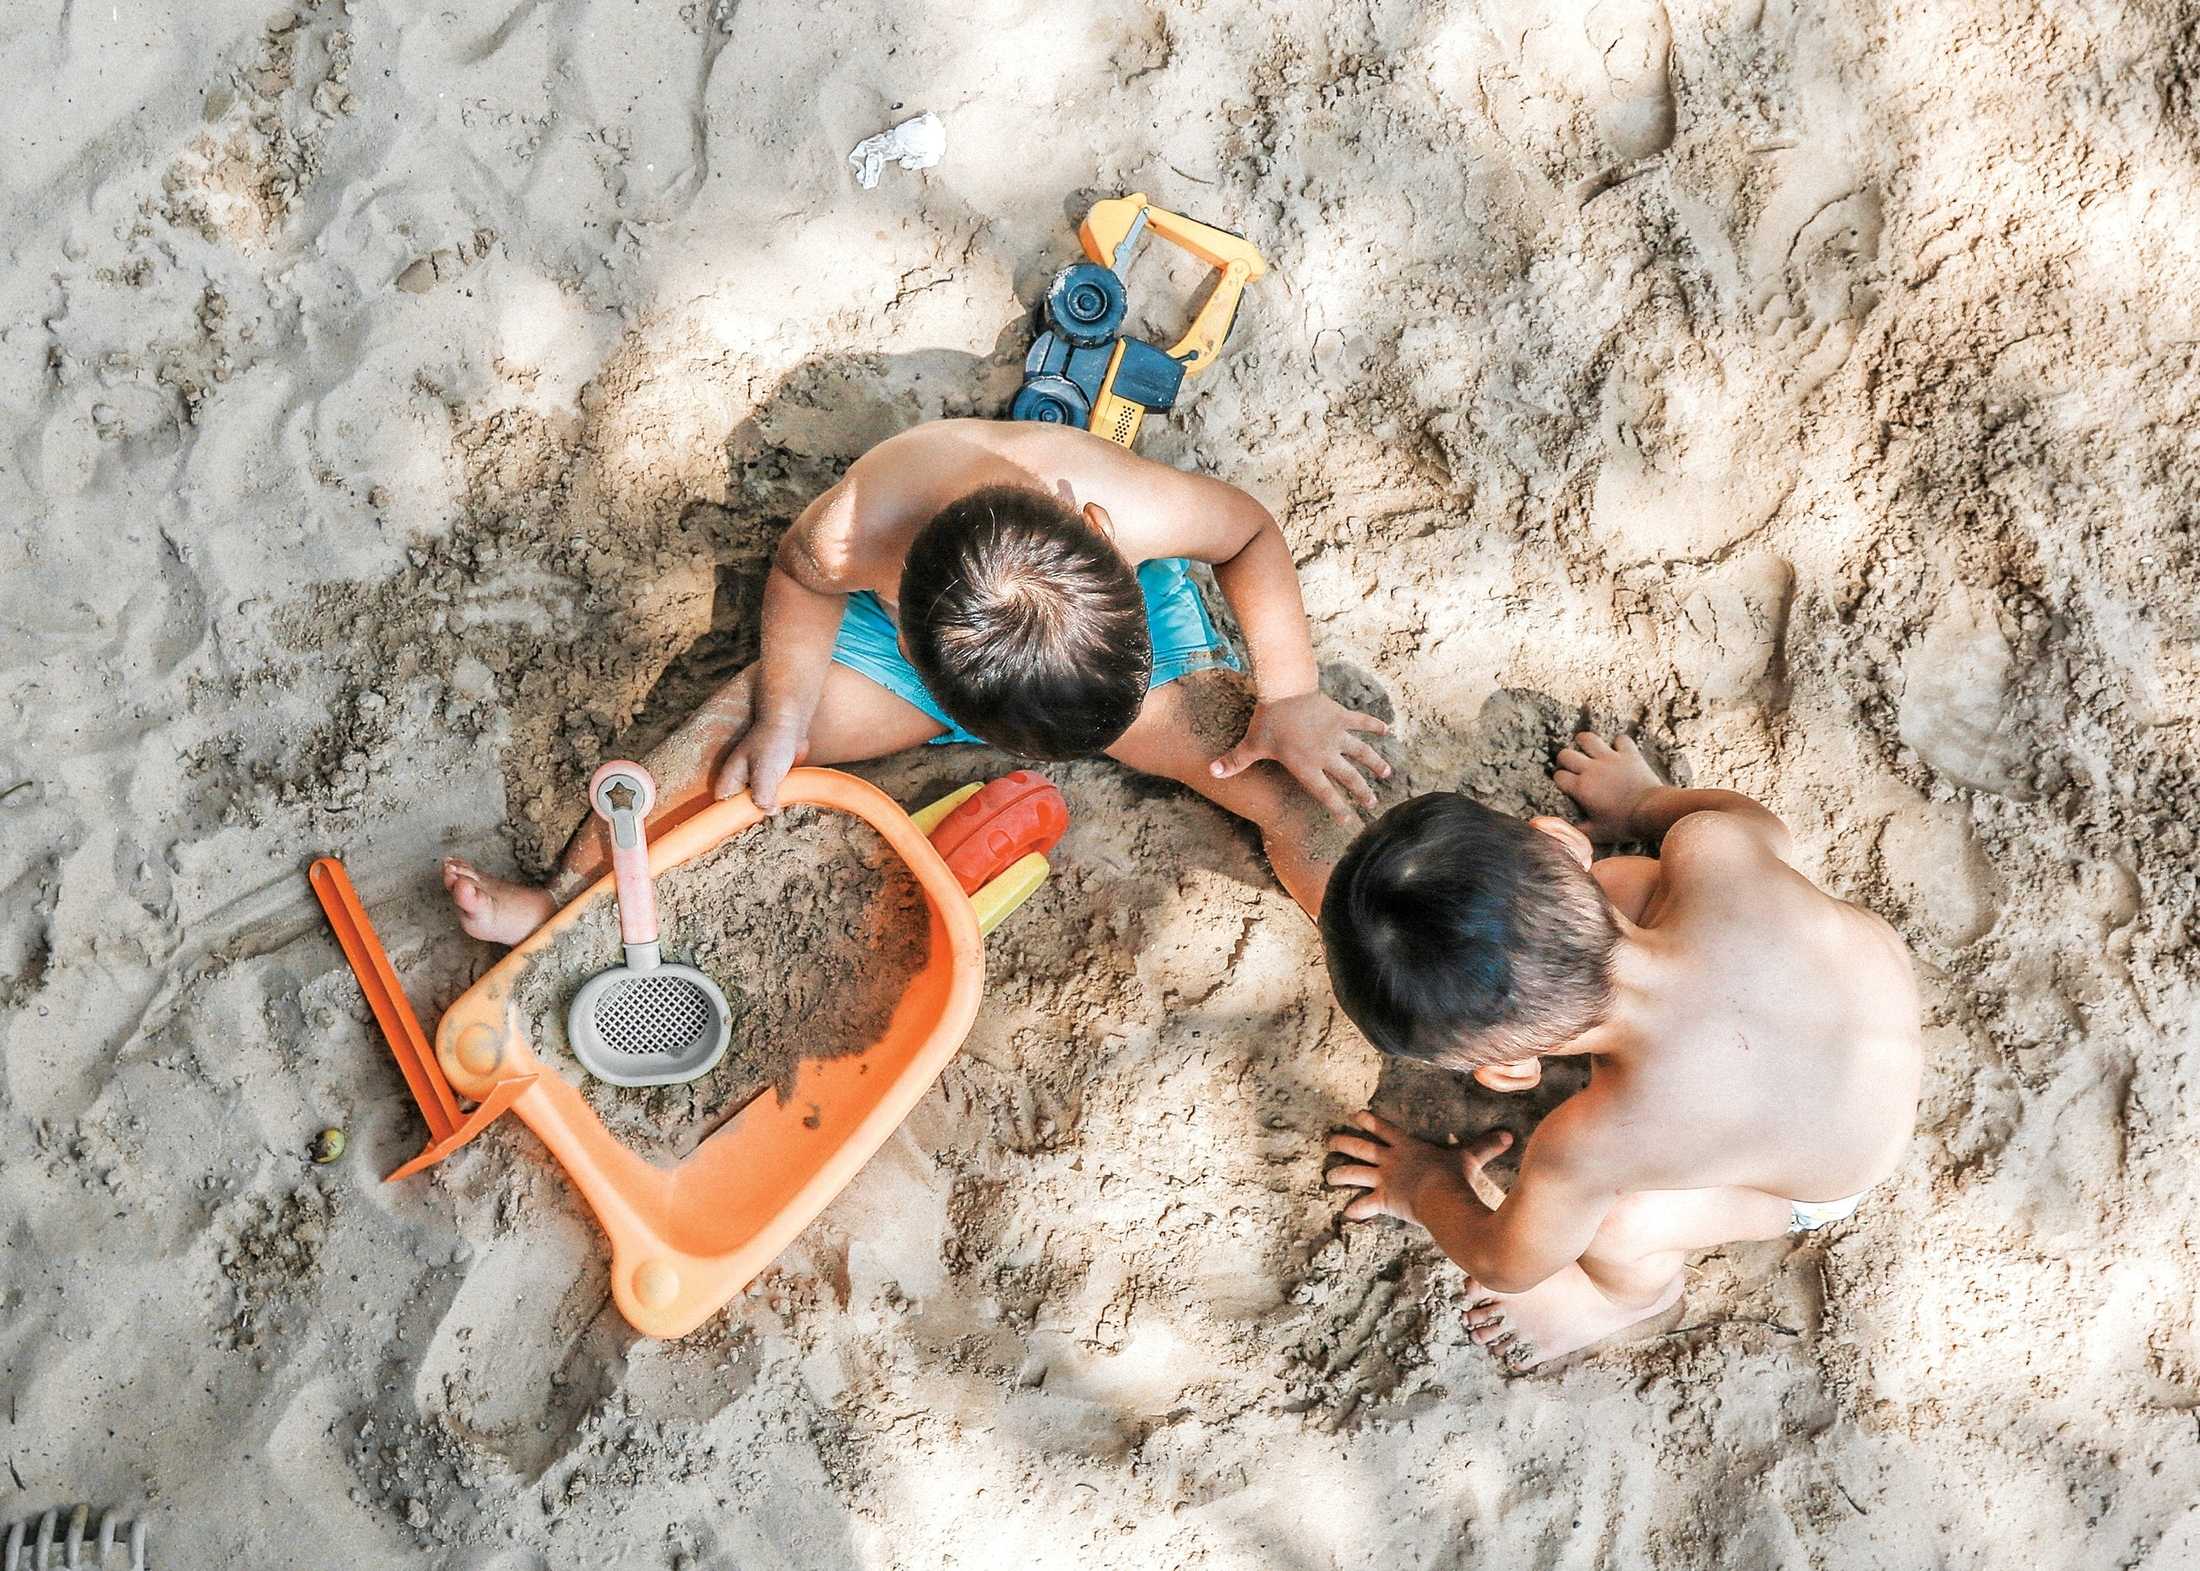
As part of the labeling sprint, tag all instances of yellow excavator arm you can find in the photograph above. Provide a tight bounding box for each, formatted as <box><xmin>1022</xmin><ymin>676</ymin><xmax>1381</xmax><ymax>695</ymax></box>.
<box><xmin>1078</xmin><ymin>193</ymin><xmax>1268</xmax><ymax>376</ymax></box>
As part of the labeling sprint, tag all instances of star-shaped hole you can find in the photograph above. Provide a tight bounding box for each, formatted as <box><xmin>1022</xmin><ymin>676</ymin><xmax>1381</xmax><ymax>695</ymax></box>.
<box><xmin>604</xmin><ymin>781</ymin><xmax>637</xmax><ymax>813</ymax></box>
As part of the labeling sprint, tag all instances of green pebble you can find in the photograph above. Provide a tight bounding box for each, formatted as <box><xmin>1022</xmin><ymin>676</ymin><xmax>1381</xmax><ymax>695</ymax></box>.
<box><xmin>309</xmin><ymin>1127</ymin><xmax>346</xmax><ymax>1164</ymax></box>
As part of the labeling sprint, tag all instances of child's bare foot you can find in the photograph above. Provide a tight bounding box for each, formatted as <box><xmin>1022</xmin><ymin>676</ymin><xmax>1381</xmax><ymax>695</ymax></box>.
<box><xmin>1461</xmin><ymin>1264</ymin><xmax>1682</xmax><ymax>1371</ymax></box>
<box><xmin>441</xmin><ymin>858</ymin><xmax>555</xmax><ymax>945</ymax></box>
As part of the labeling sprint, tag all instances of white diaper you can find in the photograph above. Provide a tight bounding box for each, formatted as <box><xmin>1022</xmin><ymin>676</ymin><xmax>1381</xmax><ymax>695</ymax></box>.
<box><xmin>1788</xmin><ymin>1190</ymin><xmax>1868</xmax><ymax>1233</ymax></box>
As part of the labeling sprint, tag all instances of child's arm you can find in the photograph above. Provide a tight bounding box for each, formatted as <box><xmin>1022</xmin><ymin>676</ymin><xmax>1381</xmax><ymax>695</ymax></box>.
<box><xmin>1554</xmin><ymin>731</ymin><xmax>1792</xmax><ymax>861</ymax></box>
<box><xmin>1095</xmin><ymin>455</ymin><xmax>1389</xmax><ymax>823</ymax></box>
<box><xmin>711</xmin><ymin>484</ymin><xmax>865</xmax><ymax>811</ymax></box>
<box><xmin>1326</xmin><ymin>1110</ymin><xmax>1617</xmax><ymax>1294</ymax></box>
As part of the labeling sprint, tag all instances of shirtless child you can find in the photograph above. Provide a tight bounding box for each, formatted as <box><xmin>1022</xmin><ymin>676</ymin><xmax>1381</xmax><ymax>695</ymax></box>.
<box><xmin>442</xmin><ymin>418</ymin><xmax>1390</xmax><ymax>936</ymax></box>
<box><xmin>1319</xmin><ymin>731</ymin><xmax>1921</xmax><ymax>1369</ymax></box>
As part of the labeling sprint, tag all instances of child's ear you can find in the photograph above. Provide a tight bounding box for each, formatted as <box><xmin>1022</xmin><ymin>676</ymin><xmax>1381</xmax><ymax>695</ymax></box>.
<box><xmin>1081</xmin><ymin>501</ymin><xmax>1116</xmax><ymax>541</ymax></box>
<box><xmin>1472</xmin><ymin>1059</ymin><xmax>1543</xmax><ymax>1094</ymax></box>
<box><xmin>1527</xmin><ymin>814</ymin><xmax>1593</xmax><ymax>870</ymax></box>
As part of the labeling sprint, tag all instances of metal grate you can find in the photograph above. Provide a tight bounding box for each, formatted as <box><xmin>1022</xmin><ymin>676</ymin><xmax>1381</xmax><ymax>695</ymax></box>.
<box><xmin>593</xmin><ymin>973</ymin><xmax>713</xmax><ymax>1058</ymax></box>
<box><xmin>4</xmin><ymin>1508</ymin><xmax>147</xmax><ymax>1571</ymax></box>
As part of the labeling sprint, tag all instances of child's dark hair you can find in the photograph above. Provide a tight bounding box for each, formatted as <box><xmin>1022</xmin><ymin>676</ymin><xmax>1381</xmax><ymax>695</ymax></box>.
<box><xmin>1320</xmin><ymin>793</ymin><xmax>1618</xmax><ymax>1067</ymax></box>
<box><xmin>899</xmin><ymin>485</ymin><xmax>1151</xmax><ymax>758</ymax></box>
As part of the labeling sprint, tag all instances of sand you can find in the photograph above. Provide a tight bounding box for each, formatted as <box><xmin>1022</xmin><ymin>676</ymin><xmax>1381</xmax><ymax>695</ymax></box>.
<box><xmin>509</xmin><ymin>806</ymin><xmax>929</xmax><ymax>1162</ymax></box>
<box><xmin>3</xmin><ymin>0</ymin><xmax>2198</xmax><ymax>1566</ymax></box>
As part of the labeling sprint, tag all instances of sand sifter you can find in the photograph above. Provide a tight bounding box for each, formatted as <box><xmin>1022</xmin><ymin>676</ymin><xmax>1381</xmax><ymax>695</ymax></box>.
<box><xmin>564</xmin><ymin>760</ymin><xmax>734</xmax><ymax>1087</ymax></box>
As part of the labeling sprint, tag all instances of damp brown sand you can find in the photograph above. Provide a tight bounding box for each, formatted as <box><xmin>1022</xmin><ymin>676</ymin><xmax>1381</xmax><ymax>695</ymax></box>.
<box><xmin>510</xmin><ymin>805</ymin><xmax>930</xmax><ymax>1161</ymax></box>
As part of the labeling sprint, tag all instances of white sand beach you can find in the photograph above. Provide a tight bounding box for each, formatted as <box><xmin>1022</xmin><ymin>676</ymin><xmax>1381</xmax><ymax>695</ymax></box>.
<box><xmin>2</xmin><ymin>1</ymin><xmax>2197</xmax><ymax>1566</ymax></box>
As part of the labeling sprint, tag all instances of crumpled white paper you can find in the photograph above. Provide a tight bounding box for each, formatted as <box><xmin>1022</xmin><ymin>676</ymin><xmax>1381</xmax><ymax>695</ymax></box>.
<box><xmin>847</xmin><ymin>111</ymin><xmax>945</xmax><ymax>190</ymax></box>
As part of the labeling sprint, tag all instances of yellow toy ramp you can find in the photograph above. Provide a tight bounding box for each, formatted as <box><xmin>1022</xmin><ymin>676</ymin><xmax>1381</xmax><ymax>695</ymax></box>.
<box><xmin>433</xmin><ymin>768</ymin><xmax>985</xmax><ymax>1338</ymax></box>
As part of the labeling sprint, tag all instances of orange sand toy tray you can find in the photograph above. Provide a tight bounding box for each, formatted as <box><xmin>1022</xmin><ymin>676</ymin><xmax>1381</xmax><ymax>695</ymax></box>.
<box><xmin>313</xmin><ymin>767</ymin><xmax>1067</xmax><ymax>1339</ymax></box>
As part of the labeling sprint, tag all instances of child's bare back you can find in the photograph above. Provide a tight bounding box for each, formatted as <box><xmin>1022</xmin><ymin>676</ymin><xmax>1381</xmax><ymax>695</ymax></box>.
<box><xmin>1579</xmin><ymin>811</ymin><xmax>1919</xmax><ymax>1206</ymax></box>
<box><xmin>1321</xmin><ymin>731</ymin><xmax>1921</xmax><ymax>1368</ymax></box>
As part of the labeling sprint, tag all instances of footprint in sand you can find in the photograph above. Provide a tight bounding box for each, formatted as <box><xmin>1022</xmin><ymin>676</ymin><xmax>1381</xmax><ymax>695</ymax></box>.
<box><xmin>1896</xmin><ymin>586</ymin><xmax>2037</xmax><ymax>800</ymax></box>
<box><xmin>1586</xmin><ymin>0</ymin><xmax>1677</xmax><ymax>166</ymax></box>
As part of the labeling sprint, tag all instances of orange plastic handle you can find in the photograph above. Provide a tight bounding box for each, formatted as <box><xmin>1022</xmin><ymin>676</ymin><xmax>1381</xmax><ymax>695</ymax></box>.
<box><xmin>926</xmin><ymin>771</ymin><xmax>1068</xmax><ymax>895</ymax></box>
<box><xmin>310</xmin><ymin>857</ymin><xmax>462</xmax><ymax>1141</ymax></box>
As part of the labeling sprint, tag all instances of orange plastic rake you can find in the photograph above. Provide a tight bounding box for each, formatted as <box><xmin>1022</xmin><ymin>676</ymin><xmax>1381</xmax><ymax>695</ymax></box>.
<box><xmin>308</xmin><ymin>857</ymin><xmax>537</xmax><ymax>1181</ymax></box>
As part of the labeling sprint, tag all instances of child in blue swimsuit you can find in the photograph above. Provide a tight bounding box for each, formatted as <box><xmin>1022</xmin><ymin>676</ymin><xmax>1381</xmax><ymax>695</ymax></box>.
<box><xmin>443</xmin><ymin>418</ymin><xmax>1391</xmax><ymax>941</ymax></box>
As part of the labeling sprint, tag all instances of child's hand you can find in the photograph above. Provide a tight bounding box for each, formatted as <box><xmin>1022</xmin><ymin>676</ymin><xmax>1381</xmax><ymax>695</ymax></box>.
<box><xmin>1209</xmin><ymin>690</ymin><xmax>1390</xmax><ymax>824</ymax></box>
<box><xmin>1326</xmin><ymin>1111</ymin><xmax>1513</xmax><ymax>1224</ymax></box>
<box><xmin>1553</xmin><ymin>731</ymin><xmax>1664</xmax><ymax>842</ymax></box>
<box><xmin>714</xmin><ymin>713</ymin><xmax>809</xmax><ymax>813</ymax></box>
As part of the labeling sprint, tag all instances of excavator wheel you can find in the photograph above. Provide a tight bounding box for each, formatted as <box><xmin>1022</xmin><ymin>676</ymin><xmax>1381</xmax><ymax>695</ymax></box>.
<box><xmin>1043</xmin><ymin>261</ymin><xmax>1128</xmax><ymax>347</ymax></box>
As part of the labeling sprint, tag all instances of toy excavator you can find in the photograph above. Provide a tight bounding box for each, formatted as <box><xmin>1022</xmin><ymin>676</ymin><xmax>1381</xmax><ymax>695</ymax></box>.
<box><xmin>1011</xmin><ymin>193</ymin><xmax>1267</xmax><ymax>448</ymax></box>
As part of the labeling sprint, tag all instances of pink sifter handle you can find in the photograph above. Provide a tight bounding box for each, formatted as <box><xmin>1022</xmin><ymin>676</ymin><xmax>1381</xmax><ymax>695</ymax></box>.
<box><xmin>589</xmin><ymin>761</ymin><xmax>660</xmax><ymax>949</ymax></box>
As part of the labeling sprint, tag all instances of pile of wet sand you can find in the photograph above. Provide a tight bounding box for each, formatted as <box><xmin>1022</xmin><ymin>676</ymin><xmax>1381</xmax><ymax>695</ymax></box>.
<box><xmin>510</xmin><ymin>806</ymin><xmax>929</xmax><ymax>1161</ymax></box>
